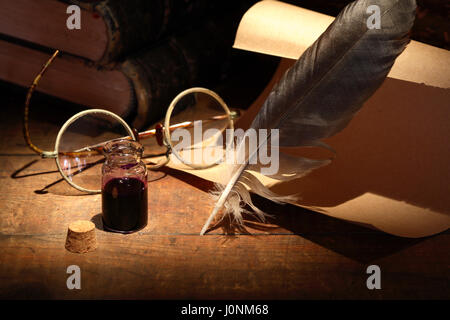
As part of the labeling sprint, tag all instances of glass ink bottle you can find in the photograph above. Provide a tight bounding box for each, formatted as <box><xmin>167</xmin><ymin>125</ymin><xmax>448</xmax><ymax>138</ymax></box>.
<box><xmin>101</xmin><ymin>139</ymin><xmax>148</xmax><ymax>233</ymax></box>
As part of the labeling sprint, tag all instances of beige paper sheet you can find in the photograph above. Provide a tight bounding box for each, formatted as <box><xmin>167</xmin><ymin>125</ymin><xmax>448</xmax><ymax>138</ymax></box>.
<box><xmin>234</xmin><ymin>0</ymin><xmax>450</xmax><ymax>89</ymax></box>
<box><xmin>167</xmin><ymin>1</ymin><xmax>450</xmax><ymax>238</ymax></box>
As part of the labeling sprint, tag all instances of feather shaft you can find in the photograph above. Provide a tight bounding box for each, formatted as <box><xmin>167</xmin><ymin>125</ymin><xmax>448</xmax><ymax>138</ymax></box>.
<box><xmin>200</xmin><ymin>163</ymin><xmax>247</xmax><ymax>235</ymax></box>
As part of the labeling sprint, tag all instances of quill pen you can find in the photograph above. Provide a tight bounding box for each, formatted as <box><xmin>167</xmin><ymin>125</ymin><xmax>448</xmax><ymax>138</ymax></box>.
<box><xmin>200</xmin><ymin>0</ymin><xmax>417</xmax><ymax>235</ymax></box>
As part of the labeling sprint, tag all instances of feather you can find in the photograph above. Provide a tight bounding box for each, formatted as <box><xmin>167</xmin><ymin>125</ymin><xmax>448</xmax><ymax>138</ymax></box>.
<box><xmin>200</xmin><ymin>0</ymin><xmax>417</xmax><ymax>235</ymax></box>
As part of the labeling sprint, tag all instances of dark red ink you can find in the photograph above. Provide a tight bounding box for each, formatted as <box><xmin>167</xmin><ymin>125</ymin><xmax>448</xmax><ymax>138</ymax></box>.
<box><xmin>102</xmin><ymin>177</ymin><xmax>148</xmax><ymax>233</ymax></box>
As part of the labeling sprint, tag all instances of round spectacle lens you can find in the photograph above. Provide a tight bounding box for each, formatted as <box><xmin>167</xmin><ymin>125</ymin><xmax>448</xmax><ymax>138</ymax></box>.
<box><xmin>164</xmin><ymin>88</ymin><xmax>234</xmax><ymax>169</ymax></box>
<box><xmin>55</xmin><ymin>109</ymin><xmax>135</xmax><ymax>193</ymax></box>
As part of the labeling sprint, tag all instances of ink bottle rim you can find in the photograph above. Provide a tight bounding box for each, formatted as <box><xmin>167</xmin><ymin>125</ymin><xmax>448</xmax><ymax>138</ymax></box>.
<box><xmin>103</xmin><ymin>139</ymin><xmax>143</xmax><ymax>163</ymax></box>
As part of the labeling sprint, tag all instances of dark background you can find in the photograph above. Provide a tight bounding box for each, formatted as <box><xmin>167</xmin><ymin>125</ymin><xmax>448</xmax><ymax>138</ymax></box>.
<box><xmin>287</xmin><ymin>0</ymin><xmax>450</xmax><ymax>50</ymax></box>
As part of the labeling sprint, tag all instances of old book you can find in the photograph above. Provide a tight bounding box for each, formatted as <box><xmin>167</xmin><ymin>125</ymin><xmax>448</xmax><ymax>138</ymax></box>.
<box><xmin>0</xmin><ymin>9</ymin><xmax>248</xmax><ymax>128</ymax></box>
<box><xmin>0</xmin><ymin>38</ymin><xmax>133</xmax><ymax>117</ymax></box>
<box><xmin>0</xmin><ymin>0</ymin><xmax>212</xmax><ymax>65</ymax></box>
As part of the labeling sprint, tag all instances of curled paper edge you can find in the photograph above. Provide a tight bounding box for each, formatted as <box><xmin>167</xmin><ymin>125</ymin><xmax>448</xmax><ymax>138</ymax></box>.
<box><xmin>233</xmin><ymin>0</ymin><xmax>450</xmax><ymax>89</ymax></box>
<box><xmin>166</xmin><ymin>158</ymin><xmax>450</xmax><ymax>238</ymax></box>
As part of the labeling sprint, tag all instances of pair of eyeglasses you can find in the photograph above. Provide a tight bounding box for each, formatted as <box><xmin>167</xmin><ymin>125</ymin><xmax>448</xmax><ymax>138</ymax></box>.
<box><xmin>23</xmin><ymin>50</ymin><xmax>239</xmax><ymax>193</ymax></box>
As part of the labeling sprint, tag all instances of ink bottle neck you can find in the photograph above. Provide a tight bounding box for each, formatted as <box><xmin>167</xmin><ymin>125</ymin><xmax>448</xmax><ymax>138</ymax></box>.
<box><xmin>103</xmin><ymin>139</ymin><xmax>143</xmax><ymax>165</ymax></box>
<box><xmin>102</xmin><ymin>139</ymin><xmax>147</xmax><ymax>178</ymax></box>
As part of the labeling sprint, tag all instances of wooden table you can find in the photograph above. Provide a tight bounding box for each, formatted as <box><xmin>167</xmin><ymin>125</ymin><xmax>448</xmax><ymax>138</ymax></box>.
<box><xmin>0</xmin><ymin>87</ymin><xmax>448</xmax><ymax>299</ymax></box>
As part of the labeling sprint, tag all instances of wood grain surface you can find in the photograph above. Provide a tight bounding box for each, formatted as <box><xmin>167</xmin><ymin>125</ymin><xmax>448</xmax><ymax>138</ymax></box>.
<box><xmin>0</xmin><ymin>86</ymin><xmax>448</xmax><ymax>299</ymax></box>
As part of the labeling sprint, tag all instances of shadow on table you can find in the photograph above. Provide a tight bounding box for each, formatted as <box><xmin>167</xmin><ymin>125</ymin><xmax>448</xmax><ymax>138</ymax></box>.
<box><xmin>11</xmin><ymin>158</ymin><xmax>168</xmax><ymax>195</ymax></box>
<box><xmin>251</xmin><ymin>195</ymin><xmax>432</xmax><ymax>264</ymax></box>
<box><xmin>9</xmin><ymin>150</ymin><xmax>440</xmax><ymax>264</ymax></box>
<box><xmin>159</xmin><ymin>166</ymin><xmax>434</xmax><ymax>264</ymax></box>
<box><xmin>91</xmin><ymin>213</ymin><xmax>104</xmax><ymax>231</ymax></box>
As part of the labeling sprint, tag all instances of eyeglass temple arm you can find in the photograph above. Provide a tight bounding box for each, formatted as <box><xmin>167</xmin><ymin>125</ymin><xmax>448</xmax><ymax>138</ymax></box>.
<box><xmin>23</xmin><ymin>50</ymin><xmax>60</xmax><ymax>157</ymax></box>
<box><xmin>77</xmin><ymin>114</ymin><xmax>234</xmax><ymax>149</ymax></box>
<box><xmin>127</xmin><ymin>112</ymin><xmax>239</xmax><ymax>142</ymax></box>
<box><xmin>137</xmin><ymin>111</ymin><xmax>240</xmax><ymax>139</ymax></box>
<box><xmin>69</xmin><ymin>111</ymin><xmax>240</xmax><ymax>157</ymax></box>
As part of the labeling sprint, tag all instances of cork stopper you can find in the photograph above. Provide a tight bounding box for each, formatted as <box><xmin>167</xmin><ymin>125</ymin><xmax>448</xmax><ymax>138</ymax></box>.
<box><xmin>65</xmin><ymin>220</ymin><xmax>97</xmax><ymax>253</ymax></box>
